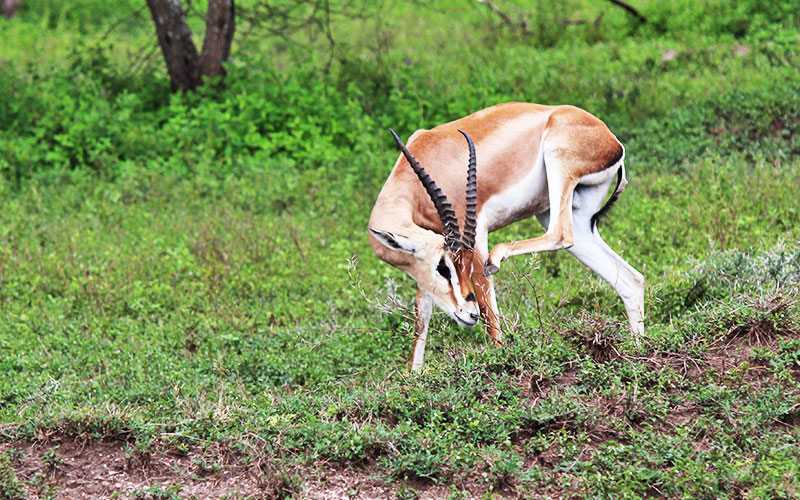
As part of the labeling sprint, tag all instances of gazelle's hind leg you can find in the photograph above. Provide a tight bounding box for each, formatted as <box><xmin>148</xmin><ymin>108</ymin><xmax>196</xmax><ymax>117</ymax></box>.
<box><xmin>538</xmin><ymin>182</ymin><xmax>645</xmax><ymax>338</ymax></box>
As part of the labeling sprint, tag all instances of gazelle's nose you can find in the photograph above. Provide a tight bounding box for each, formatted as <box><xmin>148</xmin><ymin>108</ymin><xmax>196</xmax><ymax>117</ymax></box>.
<box><xmin>469</xmin><ymin>312</ymin><xmax>479</xmax><ymax>322</ymax></box>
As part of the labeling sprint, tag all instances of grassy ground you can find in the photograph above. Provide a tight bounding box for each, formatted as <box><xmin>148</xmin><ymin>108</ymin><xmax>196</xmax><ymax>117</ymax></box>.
<box><xmin>1</xmin><ymin>0</ymin><xmax>799</xmax><ymax>498</ymax></box>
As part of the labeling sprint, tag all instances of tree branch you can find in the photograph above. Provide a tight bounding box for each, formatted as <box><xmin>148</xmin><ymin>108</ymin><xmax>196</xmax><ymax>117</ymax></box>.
<box><xmin>606</xmin><ymin>0</ymin><xmax>646</xmax><ymax>23</ymax></box>
<box><xmin>476</xmin><ymin>0</ymin><xmax>528</xmax><ymax>35</ymax></box>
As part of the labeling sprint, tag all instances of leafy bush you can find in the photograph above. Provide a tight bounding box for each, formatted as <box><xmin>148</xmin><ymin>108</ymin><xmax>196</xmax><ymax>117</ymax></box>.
<box><xmin>691</xmin><ymin>244</ymin><xmax>800</xmax><ymax>296</ymax></box>
<box><xmin>643</xmin><ymin>0</ymin><xmax>800</xmax><ymax>38</ymax></box>
<box><xmin>3</xmin><ymin>1</ymin><xmax>799</xmax><ymax>185</ymax></box>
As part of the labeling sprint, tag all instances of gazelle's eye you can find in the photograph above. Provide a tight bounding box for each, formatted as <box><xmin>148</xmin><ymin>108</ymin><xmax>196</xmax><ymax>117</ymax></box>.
<box><xmin>437</xmin><ymin>258</ymin><xmax>451</xmax><ymax>280</ymax></box>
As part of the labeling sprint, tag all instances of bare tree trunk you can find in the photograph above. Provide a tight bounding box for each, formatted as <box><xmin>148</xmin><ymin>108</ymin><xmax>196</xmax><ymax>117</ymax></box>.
<box><xmin>1</xmin><ymin>0</ymin><xmax>20</xmax><ymax>19</ymax></box>
<box><xmin>146</xmin><ymin>0</ymin><xmax>201</xmax><ymax>91</ymax></box>
<box><xmin>200</xmin><ymin>0</ymin><xmax>235</xmax><ymax>80</ymax></box>
<box><xmin>146</xmin><ymin>0</ymin><xmax>236</xmax><ymax>92</ymax></box>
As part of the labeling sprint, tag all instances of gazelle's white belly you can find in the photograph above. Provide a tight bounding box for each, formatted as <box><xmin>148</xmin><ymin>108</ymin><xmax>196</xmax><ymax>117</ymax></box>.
<box><xmin>480</xmin><ymin>143</ymin><xmax>549</xmax><ymax>233</ymax></box>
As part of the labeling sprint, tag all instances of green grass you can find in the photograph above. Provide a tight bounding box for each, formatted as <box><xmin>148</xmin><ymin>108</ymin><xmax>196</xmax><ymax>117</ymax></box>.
<box><xmin>1</xmin><ymin>0</ymin><xmax>800</xmax><ymax>497</ymax></box>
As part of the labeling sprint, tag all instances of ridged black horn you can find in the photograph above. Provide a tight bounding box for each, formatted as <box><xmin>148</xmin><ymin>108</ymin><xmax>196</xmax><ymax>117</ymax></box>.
<box><xmin>458</xmin><ymin>130</ymin><xmax>478</xmax><ymax>251</ymax></box>
<box><xmin>389</xmin><ymin>129</ymin><xmax>462</xmax><ymax>252</ymax></box>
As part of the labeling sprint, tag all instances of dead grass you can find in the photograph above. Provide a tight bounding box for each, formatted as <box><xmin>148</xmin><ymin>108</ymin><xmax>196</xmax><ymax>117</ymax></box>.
<box><xmin>564</xmin><ymin>316</ymin><xmax>626</xmax><ymax>364</ymax></box>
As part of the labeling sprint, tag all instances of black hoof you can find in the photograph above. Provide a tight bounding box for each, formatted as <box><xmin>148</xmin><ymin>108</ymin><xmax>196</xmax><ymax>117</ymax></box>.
<box><xmin>483</xmin><ymin>261</ymin><xmax>500</xmax><ymax>276</ymax></box>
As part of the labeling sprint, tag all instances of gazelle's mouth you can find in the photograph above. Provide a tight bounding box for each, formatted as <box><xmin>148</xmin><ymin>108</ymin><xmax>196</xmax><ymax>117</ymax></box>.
<box><xmin>454</xmin><ymin>312</ymin><xmax>479</xmax><ymax>328</ymax></box>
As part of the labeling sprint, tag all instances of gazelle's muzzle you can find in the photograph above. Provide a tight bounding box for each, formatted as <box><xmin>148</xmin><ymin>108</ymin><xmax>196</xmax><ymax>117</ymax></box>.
<box><xmin>454</xmin><ymin>307</ymin><xmax>480</xmax><ymax>328</ymax></box>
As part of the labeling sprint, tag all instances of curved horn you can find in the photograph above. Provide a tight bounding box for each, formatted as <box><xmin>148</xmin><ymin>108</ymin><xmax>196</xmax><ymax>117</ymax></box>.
<box><xmin>389</xmin><ymin>129</ymin><xmax>462</xmax><ymax>251</ymax></box>
<box><xmin>458</xmin><ymin>130</ymin><xmax>478</xmax><ymax>251</ymax></box>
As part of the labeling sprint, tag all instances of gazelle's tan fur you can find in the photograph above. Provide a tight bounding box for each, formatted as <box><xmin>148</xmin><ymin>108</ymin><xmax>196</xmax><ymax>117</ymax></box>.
<box><xmin>369</xmin><ymin>102</ymin><xmax>645</xmax><ymax>370</ymax></box>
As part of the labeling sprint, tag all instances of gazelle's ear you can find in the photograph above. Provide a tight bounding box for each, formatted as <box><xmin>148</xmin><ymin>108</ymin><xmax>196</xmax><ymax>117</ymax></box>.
<box><xmin>368</xmin><ymin>227</ymin><xmax>422</xmax><ymax>256</ymax></box>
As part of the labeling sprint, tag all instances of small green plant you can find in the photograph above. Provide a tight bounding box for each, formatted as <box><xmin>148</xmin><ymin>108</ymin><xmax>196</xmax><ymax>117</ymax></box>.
<box><xmin>0</xmin><ymin>452</ymin><xmax>25</xmax><ymax>500</ymax></box>
<box><xmin>395</xmin><ymin>483</ymin><xmax>419</xmax><ymax>500</ymax></box>
<box><xmin>269</xmin><ymin>469</ymin><xmax>303</xmax><ymax>500</ymax></box>
<box><xmin>41</xmin><ymin>447</ymin><xmax>64</xmax><ymax>474</ymax></box>
<box><xmin>27</xmin><ymin>471</ymin><xmax>58</xmax><ymax>500</ymax></box>
<box><xmin>192</xmin><ymin>456</ymin><xmax>221</xmax><ymax>475</ymax></box>
<box><xmin>3</xmin><ymin>449</ymin><xmax>24</xmax><ymax>467</ymax></box>
<box><xmin>446</xmin><ymin>485</ymin><xmax>473</xmax><ymax>500</ymax></box>
<box><xmin>132</xmin><ymin>483</ymin><xmax>185</xmax><ymax>500</ymax></box>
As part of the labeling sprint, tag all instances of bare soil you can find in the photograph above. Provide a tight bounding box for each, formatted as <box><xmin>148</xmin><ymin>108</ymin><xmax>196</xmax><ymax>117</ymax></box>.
<box><xmin>2</xmin><ymin>436</ymin><xmax>265</xmax><ymax>499</ymax></box>
<box><xmin>0</xmin><ymin>435</ymin><xmax>507</xmax><ymax>500</ymax></box>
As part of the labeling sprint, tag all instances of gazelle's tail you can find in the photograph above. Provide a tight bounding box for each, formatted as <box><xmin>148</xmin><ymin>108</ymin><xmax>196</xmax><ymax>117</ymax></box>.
<box><xmin>590</xmin><ymin>159</ymin><xmax>626</xmax><ymax>233</ymax></box>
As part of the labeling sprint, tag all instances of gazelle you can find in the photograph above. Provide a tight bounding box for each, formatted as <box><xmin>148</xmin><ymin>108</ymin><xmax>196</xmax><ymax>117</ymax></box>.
<box><xmin>368</xmin><ymin>102</ymin><xmax>645</xmax><ymax>370</ymax></box>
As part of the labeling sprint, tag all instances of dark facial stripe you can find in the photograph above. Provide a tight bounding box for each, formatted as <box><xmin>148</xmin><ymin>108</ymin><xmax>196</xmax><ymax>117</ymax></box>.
<box><xmin>437</xmin><ymin>257</ymin><xmax>451</xmax><ymax>280</ymax></box>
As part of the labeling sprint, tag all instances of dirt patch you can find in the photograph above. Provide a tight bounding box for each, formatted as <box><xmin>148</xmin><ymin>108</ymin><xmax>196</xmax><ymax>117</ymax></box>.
<box><xmin>705</xmin><ymin>301</ymin><xmax>799</xmax><ymax>384</ymax></box>
<box><xmin>304</xmin><ymin>469</ymin><xmax>523</xmax><ymax>500</ymax></box>
<box><xmin>645</xmin><ymin>351</ymin><xmax>706</xmax><ymax>381</ymax></box>
<box><xmin>1</xmin><ymin>435</ymin><xmax>268</xmax><ymax>499</ymax></box>
<box><xmin>524</xmin><ymin>368</ymin><xmax>577</xmax><ymax>401</ymax></box>
<box><xmin>0</xmin><ymin>436</ymin><xmax>520</xmax><ymax>500</ymax></box>
<box><xmin>774</xmin><ymin>403</ymin><xmax>800</xmax><ymax>429</ymax></box>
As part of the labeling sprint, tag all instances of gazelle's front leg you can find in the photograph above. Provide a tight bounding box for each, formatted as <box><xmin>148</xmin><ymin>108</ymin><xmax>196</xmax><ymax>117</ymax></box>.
<box><xmin>411</xmin><ymin>287</ymin><xmax>434</xmax><ymax>371</ymax></box>
<box><xmin>484</xmin><ymin>173</ymin><xmax>579</xmax><ymax>276</ymax></box>
<box><xmin>471</xmin><ymin>243</ymin><xmax>502</xmax><ymax>346</ymax></box>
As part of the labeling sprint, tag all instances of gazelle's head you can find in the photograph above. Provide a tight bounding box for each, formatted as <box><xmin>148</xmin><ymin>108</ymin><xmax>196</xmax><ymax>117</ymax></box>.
<box><xmin>368</xmin><ymin>129</ymin><xmax>481</xmax><ymax>328</ymax></box>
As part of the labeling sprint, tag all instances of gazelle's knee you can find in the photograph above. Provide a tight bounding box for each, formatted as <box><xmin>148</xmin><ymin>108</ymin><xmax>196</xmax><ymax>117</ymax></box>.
<box><xmin>546</xmin><ymin>220</ymin><xmax>575</xmax><ymax>250</ymax></box>
<box><xmin>557</xmin><ymin>233</ymin><xmax>574</xmax><ymax>250</ymax></box>
<box><xmin>631</xmin><ymin>268</ymin><xmax>645</xmax><ymax>288</ymax></box>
